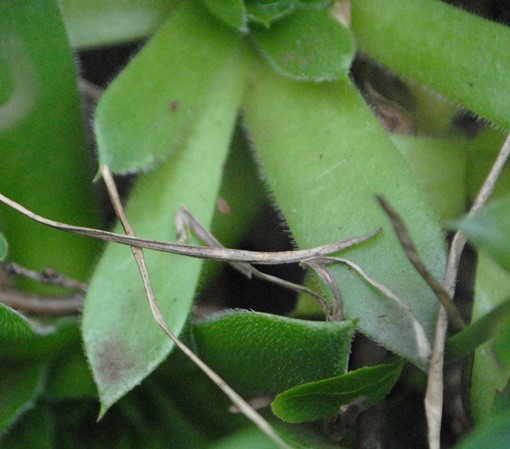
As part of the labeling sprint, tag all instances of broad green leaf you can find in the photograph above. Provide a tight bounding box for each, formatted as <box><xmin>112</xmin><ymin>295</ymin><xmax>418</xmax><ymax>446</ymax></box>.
<box><xmin>351</xmin><ymin>0</ymin><xmax>510</xmax><ymax>129</ymax></box>
<box><xmin>470</xmin><ymin>254</ymin><xmax>510</xmax><ymax>422</ymax></box>
<box><xmin>58</xmin><ymin>0</ymin><xmax>176</xmax><ymax>49</ymax></box>
<box><xmin>449</xmin><ymin>195</ymin><xmax>510</xmax><ymax>272</ymax></box>
<box><xmin>246</xmin><ymin>0</ymin><xmax>295</xmax><ymax>27</ymax></box>
<box><xmin>390</xmin><ymin>135</ymin><xmax>467</xmax><ymax>221</ymax></box>
<box><xmin>83</xmin><ymin>48</ymin><xmax>248</xmax><ymax>415</ymax></box>
<box><xmin>0</xmin><ymin>360</ymin><xmax>47</xmax><ymax>434</ymax></box>
<box><xmin>0</xmin><ymin>404</ymin><xmax>52</xmax><ymax>449</ymax></box>
<box><xmin>193</xmin><ymin>311</ymin><xmax>354</xmax><ymax>395</ymax></box>
<box><xmin>201</xmin><ymin>0</ymin><xmax>247</xmax><ymax>31</ymax></box>
<box><xmin>94</xmin><ymin>1</ymin><xmax>243</xmax><ymax>174</ymax></box>
<box><xmin>0</xmin><ymin>304</ymin><xmax>79</xmax><ymax>360</ymax></box>
<box><xmin>455</xmin><ymin>411</ymin><xmax>510</xmax><ymax>449</ymax></box>
<box><xmin>0</xmin><ymin>0</ymin><xmax>101</xmax><ymax>290</ymax></box>
<box><xmin>252</xmin><ymin>8</ymin><xmax>354</xmax><ymax>81</ymax></box>
<box><xmin>243</xmin><ymin>63</ymin><xmax>445</xmax><ymax>368</ymax></box>
<box><xmin>271</xmin><ymin>358</ymin><xmax>403</xmax><ymax>423</ymax></box>
<box><xmin>0</xmin><ymin>233</ymin><xmax>7</xmax><ymax>261</ymax></box>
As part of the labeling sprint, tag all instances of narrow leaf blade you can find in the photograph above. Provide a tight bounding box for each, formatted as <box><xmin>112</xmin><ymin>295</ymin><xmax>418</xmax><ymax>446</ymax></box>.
<box><xmin>83</xmin><ymin>49</ymin><xmax>248</xmax><ymax>414</ymax></box>
<box><xmin>94</xmin><ymin>1</ymin><xmax>243</xmax><ymax>173</ymax></box>
<box><xmin>243</xmin><ymin>64</ymin><xmax>445</xmax><ymax>368</ymax></box>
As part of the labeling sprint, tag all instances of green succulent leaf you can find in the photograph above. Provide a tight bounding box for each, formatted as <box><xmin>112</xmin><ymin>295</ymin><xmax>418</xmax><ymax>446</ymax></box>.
<box><xmin>390</xmin><ymin>135</ymin><xmax>467</xmax><ymax>221</ymax></box>
<box><xmin>243</xmin><ymin>62</ymin><xmax>445</xmax><ymax>368</ymax></box>
<box><xmin>449</xmin><ymin>195</ymin><xmax>510</xmax><ymax>272</ymax></box>
<box><xmin>251</xmin><ymin>7</ymin><xmax>354</xmax><ymax>81</ymax></box>
<box><xmin>351</xmin><ymin>0</ymin><xmax>510</xmax><ymax>129</ymax></box>
<box><xmin>94</xmin><ymin>0</ymin><xmax>244</xmax><ymax>173</ymax></box>
<box><xmin>271</xmin><ymin>357</ymin><xmax>403</xmax><ymax>423</ymax></box>
<box><xmin>193</xmin><ymin>310</ymin><xmax>354</xmax><ymax>395</ymax></box>
<box><xmin>83</xmin><ymin>46</ymin><xmax>248</xmax><ymax>415</ymax></box>
<box><xmin>0</xmin><ymin>0</ymin><xmax>101</xmax><ymax>290</ymax></box>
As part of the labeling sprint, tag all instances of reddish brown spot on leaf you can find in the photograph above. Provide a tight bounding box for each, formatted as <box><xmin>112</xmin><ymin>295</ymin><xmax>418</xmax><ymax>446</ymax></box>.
<box><xmin>217</xmin><ymin>197</ymin><xmax>231</xmax><ymax>215</ymax></box>
<box><xmin>168</xmin><ymin>100</ymin><xmax>180</xmax><ymax>112</ymax></box>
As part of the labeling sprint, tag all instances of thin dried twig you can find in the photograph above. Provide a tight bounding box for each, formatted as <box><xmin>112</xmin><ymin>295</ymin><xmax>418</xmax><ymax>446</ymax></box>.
<box><xmin>176</xmin><ymin>207</ymin><xmax>334</xmax><ymax>318</ymax></box>
<box><xmin>4</xmin><ymin>262</ymin><xmax>87</xmax><ymax>291</ymax></box>
<box><xmin>313</xmin><ymin>256</ymin><xmax>432</xmax><ymax>361</ymax></box>
<box><xmin>375</xmin><ymin>194</ymin><xmax>466</xmax><ymax>331</ymax></box>
<box><xmin>101</xmin><ymin>166</ymin><xmax>294</xmax><ymax>449</ymax></box>
<box><xmin>0</xmin><ymin>192</ymin><xmax>379</xmax><ymax>266</ymax></box>
<box><xmin>426</xmin><ymin>132</ymin><xmax>510</xmax><ymax>449</ymax></box>
<box><xmin>0</xmin><ymin>287</ymin><xmax>84</xmax><ymax>315</ymax></box>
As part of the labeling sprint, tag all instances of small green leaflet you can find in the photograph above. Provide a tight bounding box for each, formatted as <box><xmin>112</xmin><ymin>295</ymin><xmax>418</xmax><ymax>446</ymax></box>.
<box><xmin>271</xmin><ymin>358</ymin><xmax>403</xmax><ymax>423</ymax></box>
<box><xmin>251</xmin><ymin>8</ymin><xmax>354</xmax><ymax>81</ymax></box>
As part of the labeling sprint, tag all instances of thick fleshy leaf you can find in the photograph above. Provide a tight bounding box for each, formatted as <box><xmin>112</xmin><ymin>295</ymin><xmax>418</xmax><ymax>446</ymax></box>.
<box><xmin>0</xmin><ymin>360</ymin><xmax>47</xmax><ymax>434</ymax></box>
<box><xmin>0</xmin><ymin>233</ymin><xmax>7</xmax><ymax>261</ymax></box>
<box><xmin>243</xmin><ymin>63</ymin><xmax>445</xmax><ymax>368</ymax></box>
<box><xmin>449</xmin><ymin>195</ymin><xmax>510</xmax><ymax>272</ymax></box>
<box><xmin>271</xmin><ymin>358</ymin><xmax>403</xmax><ymax>423</ymax></box>
<box><xmin>193</xmin><ymin>310</ymin><xmax>354</xmax><ymax>395</ymax></box>
<box><xmin>58</xmin><ymin>0</ymin><xmax>176</xmax><ymax>49</ymax></box>
<box><xmin>470</xmin><ymin>254</ymin><xmax>510</xmax><ymax>422</ymax></box>
<box><xmin>252</xmin><ymin>8</ymin><xmax>354</xmax><ymax>81</ymax></box>
<box><xmin>201</xmin><ymin>0</ymin><xmax>247</xmax><ymax>31</ymax></box>
<box><xmin>0</xmin><ymin>0</ymin><xmax>101</xmax><ymax>289</ymax></box>
<box><xmin>94</xmin><ymin>1</ymin><xmax>243</xmax><ymax>173</ymax></box>
<box><xmin>83</xmin><ymin>48</ymin><xmax>248</xmax><ymax>415</ymax></box>
<box><xmin>351</xmin><ymin>0</ymin><xmax>510</xmax><ymax>129</ymax></box>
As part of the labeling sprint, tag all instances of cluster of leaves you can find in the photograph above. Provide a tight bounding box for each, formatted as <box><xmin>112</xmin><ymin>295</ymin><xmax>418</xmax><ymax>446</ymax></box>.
<box><xmin>1</xmin><ymin>0</ymin><xmax>510</xmax><ymax>447</ymax></box>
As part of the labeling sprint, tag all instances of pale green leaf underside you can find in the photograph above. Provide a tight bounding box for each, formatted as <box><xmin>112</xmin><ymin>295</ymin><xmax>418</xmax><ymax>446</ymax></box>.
<box><xmin>83</xmin><ymin>49</ymin><xmax>248</xmax><ymax>414</ymax></box>
<box><xmin>243</xmin><ymin>64</ymin><xmax>445</xmax><ymax>368</ymax></box>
